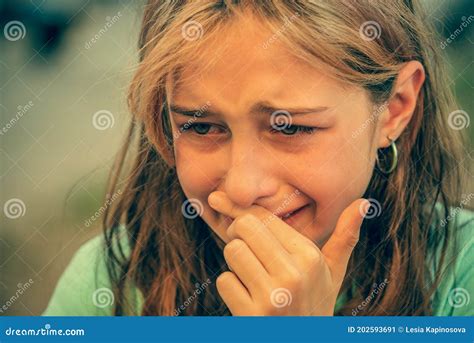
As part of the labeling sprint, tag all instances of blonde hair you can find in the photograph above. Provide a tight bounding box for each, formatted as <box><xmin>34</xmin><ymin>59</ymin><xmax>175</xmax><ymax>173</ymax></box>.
<box><xmin>103</xmin><ymin>0</ymin><xmax>467</xmax><ymax>315</ymax></box>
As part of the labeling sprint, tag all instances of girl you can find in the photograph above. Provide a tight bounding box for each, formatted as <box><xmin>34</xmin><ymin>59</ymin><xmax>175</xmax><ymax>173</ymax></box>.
<box><xmin>44</xmin><ymin>0</ymin><xmax>473</xmax><ymax>316</ymax></box>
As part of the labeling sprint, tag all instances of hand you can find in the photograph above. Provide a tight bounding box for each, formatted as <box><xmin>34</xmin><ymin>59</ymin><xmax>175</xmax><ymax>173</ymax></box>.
<box><xmin>208</xmin><ymin>191</ymin><xmax>369</xmax><ymax>316</ymax></box>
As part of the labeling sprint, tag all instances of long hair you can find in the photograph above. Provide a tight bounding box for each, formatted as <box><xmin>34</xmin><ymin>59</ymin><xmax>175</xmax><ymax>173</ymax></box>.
<box><xmin>102</xmin><ymin>0</ymin><xmax>467</xmax><ymax>315</ymax></box>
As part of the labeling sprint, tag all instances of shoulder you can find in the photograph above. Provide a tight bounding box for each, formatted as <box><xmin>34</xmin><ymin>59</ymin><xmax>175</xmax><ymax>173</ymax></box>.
<box><xmin>42</xmin><ymin>226</ymin><xmax>142</xmax><ymax>316</ymax></box>
<box><xmin>42</xmin><ymin>233</ymin><xmax>112</xmax><ymax>316</ymax></box>
<box><xmin>431</xmin><ymin>205</ymin><xmax>474</xmax><ymax>316</ymax></box>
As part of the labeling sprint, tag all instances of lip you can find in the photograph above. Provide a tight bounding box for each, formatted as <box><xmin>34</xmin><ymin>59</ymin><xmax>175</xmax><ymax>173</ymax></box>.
<box><xmin>220</xmin><ymin>204</ymin><xmax>310</xmax><ymax>226</ymax></box>
<box><xmin>277</xmin><ymin>204</ymin><xmax>309</xmax><ymax>222</ymax></box>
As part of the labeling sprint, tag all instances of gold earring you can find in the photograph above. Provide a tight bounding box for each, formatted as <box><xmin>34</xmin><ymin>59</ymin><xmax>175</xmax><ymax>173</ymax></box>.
<box><xmin>376</xmin><ymin>136</ymin><xmax>398</xmax><ymax>174</ymax></box>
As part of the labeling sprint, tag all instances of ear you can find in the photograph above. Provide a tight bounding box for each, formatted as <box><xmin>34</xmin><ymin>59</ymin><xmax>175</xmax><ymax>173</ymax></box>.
<box><xmin>378</xmin><ymin>61</ymin><xmax>425</xmax><ymax>147</ymax></box>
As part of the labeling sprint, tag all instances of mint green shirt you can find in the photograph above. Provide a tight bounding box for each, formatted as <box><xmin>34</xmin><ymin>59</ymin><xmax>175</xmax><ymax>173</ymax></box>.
<box><xmin>43</xmin><ymin>207</ymin><xmax>473</xmax><ymax>316</ymax></box>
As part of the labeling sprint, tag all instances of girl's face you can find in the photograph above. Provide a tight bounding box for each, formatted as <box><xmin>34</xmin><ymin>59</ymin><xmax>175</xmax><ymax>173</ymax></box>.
<box><xmin>169</xmin><ymin>19</ymin><xmax>380</xmax><ymax>247</ymax></box>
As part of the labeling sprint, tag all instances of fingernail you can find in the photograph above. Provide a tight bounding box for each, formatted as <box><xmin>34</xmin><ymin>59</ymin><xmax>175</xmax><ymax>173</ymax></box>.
<box><xmin>227</xmin><ymin>225</ymin><xmax>235</xmax><ymax>239</ymax></box>
<box><xmin>208</xmin><ymin>192</ymin><xmax>220</xmax><ymax>208</ymax></box>
<box><xmin>361</xmin><ymin>199</ymin><xmax>371</xmax><ymax>216</ymax></box>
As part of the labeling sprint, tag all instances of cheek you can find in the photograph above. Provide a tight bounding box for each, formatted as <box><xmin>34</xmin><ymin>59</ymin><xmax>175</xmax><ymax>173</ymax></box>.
<box><xmin>174</xmin><ymin>141</ymin><xmax>231</xmax><ymax>241</ymax></box>
<box><xmin>174</xmin><ymin>140</ymin><xmax>220</xmax><ymax>196</ymax></box>
<box><xmin>174</xmin><ymin>140</ymin><xmax>225</xmax><ymax>222</ymax></box>
<box><xmin>295</xmin><ymin>131</ymin><xmax>374</xmax><ymax>243</ymax></box>
<box><xmin>299</xmin><ymin>129</ymin><xmax>372</xmax><ymax>197</ymax></box>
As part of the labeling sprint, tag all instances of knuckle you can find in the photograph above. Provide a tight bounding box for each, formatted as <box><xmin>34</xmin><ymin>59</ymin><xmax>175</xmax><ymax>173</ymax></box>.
<box><xmin>279</xmin><ymin>267</ymin><xmax>303</xmax><ymax>288</ymax></box>
<box><xmin>233</xmin><ymin>214</ymin><xmax>255</xmax><ymax>230</ymax></box>
<box><xmin>302</xmin><ymin>247</ymin><xmax>322</xmax><ymax>265</ymax></box>
<box><xmin>223</xmin><ymin>238</ymin><xmax>246</xmax><ymax>258</ymax></box>
<box><xmin>233</xmin><ymin>214</ymin><xmax>261</xmax><ymax>237</ymax></box>
<box><xmin>216</xmin><ymin>271</ymin><xmax>233</xmax><ymax>288</ymax></box>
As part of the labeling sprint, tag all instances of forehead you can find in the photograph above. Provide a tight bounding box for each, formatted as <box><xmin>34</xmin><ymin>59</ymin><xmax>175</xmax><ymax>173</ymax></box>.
<box><xmin>171</xmin><ymin>15</ymin><xmax>354</xmax><ymax>110</ymax></box>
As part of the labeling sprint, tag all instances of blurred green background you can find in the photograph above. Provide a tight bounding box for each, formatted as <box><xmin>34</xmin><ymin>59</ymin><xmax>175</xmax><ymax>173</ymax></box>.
<box><xmin>0</xmin><ymin>0</ymin><xmax>472</xmax><ymax>315</ymax></box>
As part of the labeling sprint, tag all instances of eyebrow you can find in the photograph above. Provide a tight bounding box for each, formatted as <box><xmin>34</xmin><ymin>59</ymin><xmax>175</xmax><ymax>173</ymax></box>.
<box><xmin>169</xmin><ymin>101</ymin><xmax>330</xmax><ymax>118</ymax></box>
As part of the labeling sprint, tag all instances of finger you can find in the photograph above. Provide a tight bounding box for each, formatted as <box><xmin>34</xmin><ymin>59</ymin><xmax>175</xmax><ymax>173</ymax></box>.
<box><xmin>223</xmin><ymin>238</ymin><xmax>271</xmax><ymax>296</ymax></box>
<box><xmin>227</xmin><ymin>213</ymin><xmax>296</xmax><ymax>277</ymax></box>
<box><xmin>208</xmin><ymin>191</ymin><xmax>314</xmax><ymax>254</ymax></box>
<box><xmin>216</xmin><ymin>271</ymin><xmax>253</xmax><ymax>315</ymax></box>
<box><xmin>208</xmin><ymin>191</ymin><xmax>247</xmax><ymax>219</ymax></box>
<box><xmin>321</xmin><ymin>198</ymin><xmax>369</xmax><ymax>285</ymax></box>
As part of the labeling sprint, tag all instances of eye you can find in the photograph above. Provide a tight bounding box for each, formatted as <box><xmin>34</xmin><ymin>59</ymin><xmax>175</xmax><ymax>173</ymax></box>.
<box><xmin>179</xmin><ymin>123</ymin><xmax>223</xmax><ymax>135</ymax></box>
<box><xmin>270</xmin><ymin>125</ymin><xmax>317</xmax><ymax>136</ymax></box>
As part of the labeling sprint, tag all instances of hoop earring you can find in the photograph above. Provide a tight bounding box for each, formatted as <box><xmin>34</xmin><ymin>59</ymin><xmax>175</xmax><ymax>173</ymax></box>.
<box><xmin>376</xmin><ymin>137</ymin><xmax>398</xmax><ymax>174</ymax></box>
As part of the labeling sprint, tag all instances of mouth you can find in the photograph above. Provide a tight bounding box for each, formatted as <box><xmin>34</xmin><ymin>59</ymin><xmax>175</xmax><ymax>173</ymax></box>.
<box><xmin>277</xmin><ymin>204</ymin><xmax>310</xmax><ymax>223</ymax></box>
<box><xmin>220</xmin><ymin>204</ymin><xmax>310</xmax><ymax>227</ymax></box>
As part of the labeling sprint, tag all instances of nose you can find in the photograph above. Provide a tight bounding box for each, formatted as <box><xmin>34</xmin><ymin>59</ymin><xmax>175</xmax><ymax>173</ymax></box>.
<box><xmin>223</xmin><ymin>139</ymin><xmax>279</xmax><ymax>208</ymax></box>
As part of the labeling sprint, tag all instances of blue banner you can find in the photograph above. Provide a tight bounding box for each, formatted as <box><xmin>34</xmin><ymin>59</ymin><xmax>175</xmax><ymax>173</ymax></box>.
<box><xmin>0</xmin><ymin>316</ymin><xmax>472</xmax><ymax>342</ymax></box>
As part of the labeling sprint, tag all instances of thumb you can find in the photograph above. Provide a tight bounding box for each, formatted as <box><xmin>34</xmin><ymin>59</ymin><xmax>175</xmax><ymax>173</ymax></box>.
<box><xmin>321</xmin><ymin>198</ymin><xmax>370</xmax><ymax>285</ymax></box>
